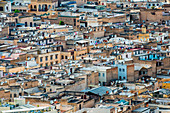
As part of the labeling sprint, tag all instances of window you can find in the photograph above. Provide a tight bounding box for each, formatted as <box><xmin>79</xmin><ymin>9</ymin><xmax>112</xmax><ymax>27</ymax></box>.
<box><xmin>103</xmin><ymin>73</ymin><xmax>105</xmax><ymax>77</ymax></box>
<box><xmin>14</xmin><ymin>94</ymin><xmax>17</xmax><ymax>97</ymax></box>
<box><xmin>25</xmin><ymin>22</ymin><xmax>27</xmax><ymax>27</ymax></box>
<box><xmin>119</xmin><ymin>68</ymin><xmax>121</xmax><ymax>71</ymax></box>
<box><xmin>99</xmin><ymin>73</ymin><xmax>100</xmax><ymax>76</ymax></box>
<box><xmin>142</xmin><ymin>71</ymin><xmax>145</xmax><ymax>75</ymax></box>
<box><xmin>25</xmin><ymin>83</ymin><xmax>27</xmax><ymax>86</ymax></box>
<box><xmin>15</xmin><ymin>18</ymin><xmax>18</xmax><ymax>23</ymax></box>
<box><xmin>48</xmin><ymin>5</ymin><xmax>51</xmax><ymax>9</ymax></box>
<box><xmin>30</xmin><ymin>22</ymin><xmax>32</xmax><ymax>27</ymax></box>
<box><xmin>121</xmin><ymin>107</ymin><xmax>123</xmax><ymax>110</ymax></box>
<box><xmin>74</xmin><ymin>19</ymin><xmax>76</xmax><ymax>26</ymax></box>
<box><xmin>123</xmin><ymin>69</ymin><xmax>125</xmax><ymax>72</ymax></box>
<box><xmin>61</xmin><ymin>55</ymin><xmax>64</xmax><ymax>59</ymax></box>
<box><xmin>50</xmin><ymin>55</ymin><xmax>53</xmax><ymax>60</ymax></box>
<box><xmin>55</xmin><ymin>54</ymin><xmax>58</xmax><ymax>59</ymax></box>
<box><xmin>51</xmin><ymin>62</ymin><xmax>53</xmax><ymax>65</ymax></box>
<box><xmin>77</xmin><ymin>20</ymin><xmax>79</xmax><ymax>22</ymax></box>
<box><xmin>118</xmin><ymin>56</ymin><xmax>121</xmax><ymax>59</ymax></box>
<box><xmin>46</xmin><ymin>56</ymin><xmax>48</xmax><ymax>61</ymax></box>
<box><xmin>40</xmin><ymin>64</ymin><xmax>42</xmax><ymax>67</ymax></box>
<box><xmin>94</xmin><ymin>27</ymin><xmax>96</xmax><ymax>31</ymax></box>
<box><xmin>0</xmin><ymin>7</ymin><xmax>3</xmax><ymax>11</ymax></box>
<box><xmin>79</xmin><ymin>104</ymin><xmax>81</xmax><ymax>110</ymax></box>
<box><xmin>123</xmin><ymin>77</ymin><xmax>125</xmax><ymax>79</ymax></box>
<box><xmin>151</xmin><ymin>12</ymin><xmax>155</xmax><ymax>15</ymax></box>
<box><xmin>153</xmin><ymin>54</ymin><xmax>156</xmax><ymax>58</ymax></box>
<box><xmin>56</xmin><ymin>61</ymin><xmax>58</xmax><ymax>64</ymax></box>
<box><xmin>65</xmin><ymin>56</ymin><xmax>67</xmax><ymax>59</ymax></box>
<box><xmin>40</xmin><ymin>57</ymin><xmax>43</xmax><ymax>62</ymax></box>
<box><xmin>46</xmin><ymin>63</ymin><xmax>48</xmax><ymax>67</ymax></box>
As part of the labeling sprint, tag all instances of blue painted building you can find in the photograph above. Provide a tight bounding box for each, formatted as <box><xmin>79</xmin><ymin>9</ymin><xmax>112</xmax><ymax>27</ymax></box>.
<box><xmin>138</xmin><ymin>53</ymin><xmax>165</xmax><ymax>61</ymax></box>
<box><xmin>117</xmin><ymin>64</ymin><xmax>127</xmax><ymax>80</ymax></box>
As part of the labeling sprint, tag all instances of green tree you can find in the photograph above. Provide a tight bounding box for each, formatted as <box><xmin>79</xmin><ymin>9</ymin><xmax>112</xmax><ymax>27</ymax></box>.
<box><xmin>14</xmin><ymin>9</ymin><xmax>20</xmax><ymax>13</ymax></box>
<box><xmin>59</xmin><ymin>21</ymin><xmax>64</xmax><ymax>25</ymax></box>
<box><xmin>151</xmin><ymin>6</ymin><xmax>155</xmax><ymax>9</ymax></box>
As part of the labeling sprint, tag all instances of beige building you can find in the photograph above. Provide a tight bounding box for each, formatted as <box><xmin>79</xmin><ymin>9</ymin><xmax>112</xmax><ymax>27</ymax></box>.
<box><xmin>37</xmin><ymin>51</ymin><xmax>72</xmax><ymax>67</ymax></box>
<box><xmin>28</xmin><ymin>0</ymin><xmax>58</xmax><ymax>15</ymax></box>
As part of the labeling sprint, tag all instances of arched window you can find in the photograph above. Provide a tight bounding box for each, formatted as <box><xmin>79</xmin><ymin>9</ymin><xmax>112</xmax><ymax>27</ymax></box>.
<box><xmin>39</xmin><ymin>5</ymin><xmax>41</xmax><ymax>11</ymax></box>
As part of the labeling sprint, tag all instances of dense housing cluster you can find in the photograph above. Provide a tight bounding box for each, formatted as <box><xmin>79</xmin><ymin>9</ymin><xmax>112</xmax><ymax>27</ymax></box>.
<box><xmin>0</xmin><ymin>0</ymin><xmax>170</xmax><ymax>113</ymax></box>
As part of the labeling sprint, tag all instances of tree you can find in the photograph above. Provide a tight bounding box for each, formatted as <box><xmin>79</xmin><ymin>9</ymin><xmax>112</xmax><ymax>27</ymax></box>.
<box><xmin>14</xmin><ymin>9</ymin><xmax>20</xmax><ymax>13</ymax></box>
<box><xmin>151</xmin><ymin>6</ymin><xmax>155</xmax><ymax>9</ymax></box>
<box><xmin>59</xmin><ymin>21</ymin><xmax>64</xmax><ymax>25</ymax></box>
